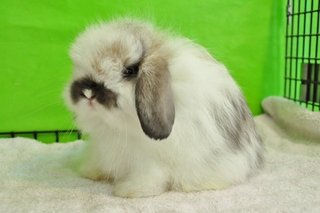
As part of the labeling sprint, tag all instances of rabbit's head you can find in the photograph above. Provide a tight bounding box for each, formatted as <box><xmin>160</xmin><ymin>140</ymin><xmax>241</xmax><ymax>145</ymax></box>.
<box><xmin>65</xmin><ymin>19</ymin><xmax>175</xmax><ymax>140</ymax></box>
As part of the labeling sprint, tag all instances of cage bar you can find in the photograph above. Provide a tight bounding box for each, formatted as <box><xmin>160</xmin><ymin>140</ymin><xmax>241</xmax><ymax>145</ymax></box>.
<box><xmin>0</xmin><ymin>130</ymin><xmax>82</xmax><ymax>143</ymax></box>
<box><xmin>285</xmin><ymin>0</ymin><xmax>320</xmax><ymax>111</ymax></box>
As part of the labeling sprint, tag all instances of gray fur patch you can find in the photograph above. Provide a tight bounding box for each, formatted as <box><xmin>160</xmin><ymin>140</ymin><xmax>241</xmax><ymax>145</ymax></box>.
<box><xmin>211</xmin><ymin>90</ymin><xmax>256</xmax><ymax>149</ymax></box>
<box><xmin>212</xmin><ymin>89</ymin><xmax>264</xmax><ymax>169</ymax></box>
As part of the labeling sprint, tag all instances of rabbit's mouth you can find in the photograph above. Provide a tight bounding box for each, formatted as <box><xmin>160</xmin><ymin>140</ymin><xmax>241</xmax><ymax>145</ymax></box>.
<box><xmin>70</xmin><ymin>76</ymin><xmax>118</xmax><ymax>109</ymax></box>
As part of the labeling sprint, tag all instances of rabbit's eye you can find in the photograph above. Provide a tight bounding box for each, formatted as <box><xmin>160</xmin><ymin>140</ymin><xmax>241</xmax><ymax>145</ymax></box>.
<box><xmin>123</xmin><ymin>63</ymin><xmax>139</xmax><ymax>78</ymax></box>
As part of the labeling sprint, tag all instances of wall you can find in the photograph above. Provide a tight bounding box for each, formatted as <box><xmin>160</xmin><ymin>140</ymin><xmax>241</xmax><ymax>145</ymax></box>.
<box><xmin>0</xmin><ymin>0</ymin><xmax>285</xmax><ymax>131</ymax></box>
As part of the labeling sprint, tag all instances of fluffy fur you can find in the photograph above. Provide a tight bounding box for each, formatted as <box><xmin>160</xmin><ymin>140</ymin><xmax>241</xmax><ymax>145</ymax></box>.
<box><xmin>64</xmin><ymin>18</ymin><xmax>264</xmax><ymax>198</ymax></box>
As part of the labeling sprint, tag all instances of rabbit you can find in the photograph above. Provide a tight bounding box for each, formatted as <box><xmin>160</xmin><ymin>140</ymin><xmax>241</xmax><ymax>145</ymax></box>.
<box><xmin>64</xmin><ymin>18</ymin><xmax>264</xmax><ymax>198</ymax></box>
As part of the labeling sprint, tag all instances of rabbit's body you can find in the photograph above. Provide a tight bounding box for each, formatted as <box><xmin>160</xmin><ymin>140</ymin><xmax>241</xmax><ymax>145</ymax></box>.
<box><xmin>65</xmin><ymin>19</ymin><xmax>263</xmax><ymax>197</ymax></box>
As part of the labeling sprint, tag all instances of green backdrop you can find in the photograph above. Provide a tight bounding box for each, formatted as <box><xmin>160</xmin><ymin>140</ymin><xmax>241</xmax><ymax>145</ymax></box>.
<box><xmin>0</xmin><ymin>0</ymin><xmax>285</xmax><ymax>132</ymax></box>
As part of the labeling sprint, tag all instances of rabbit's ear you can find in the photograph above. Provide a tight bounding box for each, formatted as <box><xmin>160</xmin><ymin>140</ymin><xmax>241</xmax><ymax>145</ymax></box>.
<box><xmin>135</xmin><ymin>56</ymin><xmax>175</xmax><ymax>140</ymax></box>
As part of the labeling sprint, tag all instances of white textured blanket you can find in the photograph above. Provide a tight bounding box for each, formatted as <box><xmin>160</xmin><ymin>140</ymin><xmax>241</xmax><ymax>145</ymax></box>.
<box><xmin>0</xmin><ymin>97</ymin><xmax>319</xmax><ymax>212</ymax></box>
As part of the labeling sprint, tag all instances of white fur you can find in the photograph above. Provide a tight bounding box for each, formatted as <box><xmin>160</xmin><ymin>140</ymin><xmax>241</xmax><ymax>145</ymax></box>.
<box><xmin>64</xmin><ymin>18</ymin><xmax>263</xmax><ymax>198</ymax></box>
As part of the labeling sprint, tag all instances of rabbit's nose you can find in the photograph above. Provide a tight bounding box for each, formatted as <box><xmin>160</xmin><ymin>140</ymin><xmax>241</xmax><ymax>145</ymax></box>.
<box><xmin>82</xmin><ymin>89</ymin><xmax>96</xmax><ymax>100</ymax></box>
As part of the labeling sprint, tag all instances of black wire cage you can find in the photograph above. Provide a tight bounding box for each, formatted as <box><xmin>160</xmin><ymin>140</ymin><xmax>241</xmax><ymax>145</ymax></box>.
<box><xmin>0</xmin><ymin>130</ymin><xmax>82</xmax><ymax>143</ymax></box>
<box><xmin>285</xmin><ymin>0</ymin><xmax>320</xmax><ymax>111</ymax></box>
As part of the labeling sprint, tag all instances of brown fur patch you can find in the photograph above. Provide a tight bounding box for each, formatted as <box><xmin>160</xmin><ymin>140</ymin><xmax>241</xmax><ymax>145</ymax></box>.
<box><xmin>111</xmin><ymin>41</ymin><xmax>128</xmax><ymax>61</ymax></box>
